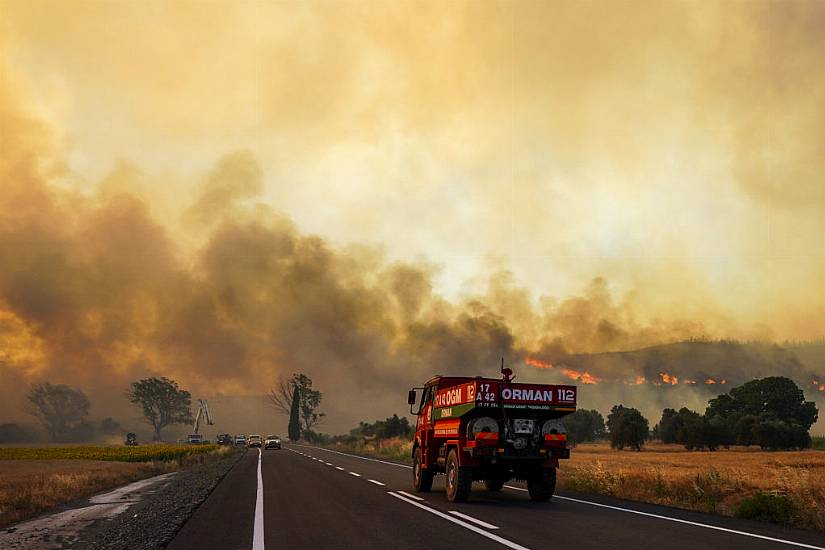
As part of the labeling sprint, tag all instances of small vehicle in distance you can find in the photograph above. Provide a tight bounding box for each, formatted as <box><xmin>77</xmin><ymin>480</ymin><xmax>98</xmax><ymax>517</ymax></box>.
<box><xmin>216</xmin><ymin>433</ymin><xmax>233</xmax><ymax>446</ymax></box>
<box><xmin>264</xmin><ymin>435</ymin><xmax>282</xmax><ymax>450</ymax></box>
<box><xmin>125</xmin><ymin>433</ymin><xmax>138</xmax><ymax>446</ymax></box>
<box><xmin>247</xmin><ymin>434</ymin><xmax>263</xmax><ymax>448</ymax></box>
<box><xmin>234</xmin><ymin>434</ymin><xmax>247</xmax><ymax>446</ymax></box>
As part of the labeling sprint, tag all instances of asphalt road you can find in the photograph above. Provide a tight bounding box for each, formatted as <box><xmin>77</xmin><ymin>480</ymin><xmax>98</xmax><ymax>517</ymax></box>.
<box><xmin>168</xmin><ymin>445</ymin><xmax>825</xmax><ymax>550</ymax></box>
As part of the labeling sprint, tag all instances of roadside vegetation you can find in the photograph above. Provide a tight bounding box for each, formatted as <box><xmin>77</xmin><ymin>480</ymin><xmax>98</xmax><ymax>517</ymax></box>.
<box><xmin>0</xmin><ymin>444</ymin><xmax>221</xmax><ymax>462</ymax></box>
<box><xmin>0</xmin><ymin>445</ymin><xmax>233</xmax><ymax>528</ymax></box>
<box><xmin>561</xmin><ymin>443</ymin><xmax>825</xmax><ymax>531</ymax></box>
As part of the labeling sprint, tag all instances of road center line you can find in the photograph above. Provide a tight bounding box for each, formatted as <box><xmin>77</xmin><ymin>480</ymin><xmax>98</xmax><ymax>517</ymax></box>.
<box><xmin>349</xmin><ymin>471</ymin><xmax>361</xmax><ymax>477</ymax></box>
<box><xmin>448</xmin><ymin>511</ymin><xmax>499</xmax><ymax>530</ymax></box>
<box><xmin>252</xmin><ymin>448</ymin><xmax>264</xmax><ymax>550</ymax></box>
<box><xmin>368</xmin><ymin>479</ymin><xmax>386</xmax><ymax>486</ymax></box>
<box><xmin>335</xmin><ymin>466</ymin><xmax>345</xmax><ymax>471</ymax></box>
<box><xmin>502</xmin><ymin>486</ymin><xmax>824</xmax><ymax>550</ymax></box>
<box><xmin>396</xmin><ymin>490</ymin><xmax>423</xmax><ymax>501</ymax></box>
<box><xmin>388</xmin><ymin>492</ymin><xmax>529</xmax><ymax>550</ymax></box>
<box><xmin>291</xmin><ymin>443</ymin><xmax>411</xmax><ymax>468</ymax></box>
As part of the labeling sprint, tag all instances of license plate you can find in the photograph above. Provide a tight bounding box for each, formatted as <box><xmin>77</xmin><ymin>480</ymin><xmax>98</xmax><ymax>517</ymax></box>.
<box><xmin>513</xmin><ymin>419</ymin><xmax>534</xmax><ymax>434</ymax></box>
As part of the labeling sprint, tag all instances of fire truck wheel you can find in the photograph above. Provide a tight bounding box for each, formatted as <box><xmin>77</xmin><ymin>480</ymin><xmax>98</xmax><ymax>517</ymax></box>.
<box><xmin>527</xmin><ymin>467</ymin><xmax>556</xmax><ymax>501</ymax></box>
<box><xmin>445</xmin><ymin>449</ymin><xmax>472</xmax><ymax>502</ymax></box>
<box><xmin>413</xmin><ymin>447</ymin><xmax>433</xmax><ymax>492</ymax></box>
<box><xmin>484</xmin><ymin>477</ymin><xmax>505</xmax><ymax>492</ymax></box>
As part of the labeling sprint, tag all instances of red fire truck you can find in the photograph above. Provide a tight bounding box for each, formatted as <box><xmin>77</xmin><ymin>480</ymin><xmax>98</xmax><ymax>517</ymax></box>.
<box><xmin>407</xmin><ymin>367</ymin><xmax>576</xmax><ymax>502</ymax></box>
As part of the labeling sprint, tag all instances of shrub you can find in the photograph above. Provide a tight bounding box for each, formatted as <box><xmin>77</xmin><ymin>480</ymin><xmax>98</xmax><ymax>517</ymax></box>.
<box><xmin>735</xmin><ymin>492</ymin><xmax>797</xmax><ymax>525</ymax></box>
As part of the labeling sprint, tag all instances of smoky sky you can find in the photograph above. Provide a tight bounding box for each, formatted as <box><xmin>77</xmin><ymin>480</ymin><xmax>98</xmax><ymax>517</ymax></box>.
<box><xmin>1</xmin><ymin>1</ymin><xmax>825</xmax><ymax>434</ymax></box>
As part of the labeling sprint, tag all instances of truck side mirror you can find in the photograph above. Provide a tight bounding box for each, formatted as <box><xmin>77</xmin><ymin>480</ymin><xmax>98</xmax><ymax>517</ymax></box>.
<box><xmin>408</xmin><ymin>390</ymin><xmax>417</xmax><ymax>405</ymax></box>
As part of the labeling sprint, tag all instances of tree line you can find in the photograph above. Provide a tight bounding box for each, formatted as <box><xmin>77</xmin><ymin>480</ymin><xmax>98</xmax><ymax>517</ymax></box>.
<box><xmin>6</xmin><ymin>372</ymin><xmax>327</xmax><ymax>443</ymax></box>
<box><xmin>2</xmin><ymin>378</ymin><xmax>195</xmax><ymax>443</ymax></box>
<box><xmin>563</xmin><ymin>376</ymin><xmax>819</xmax><ymax>451</ymax></box>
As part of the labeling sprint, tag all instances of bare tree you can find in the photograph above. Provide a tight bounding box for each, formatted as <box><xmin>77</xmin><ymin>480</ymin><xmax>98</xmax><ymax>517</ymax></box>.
<box><xmin>269</xmin><ymin>373</ymin><xmax>324</xmax><ymax>432</ymax></box>
<box><xmin>27</xmin><ymin>383</ymin><xmax>90</xmax><ymax>441</ymax></box>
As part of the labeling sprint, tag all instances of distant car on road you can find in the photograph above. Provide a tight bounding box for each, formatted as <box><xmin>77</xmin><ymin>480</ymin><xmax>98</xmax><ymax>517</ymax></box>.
<box><xmin>234</xmin><ymin>434</ymin><xmax>247</xmax><ymax>446</ymax></box>
<box><xmin>216</xmin><ymin>433</ymin><xmax>233</xmax><ymax>446</ymax></box>
<box><xmin>247</xmin><ymin>434</ymin><xmax>262</xmax><ymax>448</ymax></box>
<box><xmin>264</xmin><ymin>435</ymin><xmax>281</xmax><ymax>450</ymax></box>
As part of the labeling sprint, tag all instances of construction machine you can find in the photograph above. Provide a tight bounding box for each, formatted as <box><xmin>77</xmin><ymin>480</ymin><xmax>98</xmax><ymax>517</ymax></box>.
<box><xmin>187</xmin><ymin>399</ymin><xmax>214</xmax><ymax>444</ymax></box>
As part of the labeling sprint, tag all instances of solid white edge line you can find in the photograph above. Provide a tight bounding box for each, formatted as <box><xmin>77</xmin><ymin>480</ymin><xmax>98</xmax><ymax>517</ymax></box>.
<box><xmin>368</xmin><ymin>479</ymin><xmax>386</xmax><ymax>486</ymax></box>
<box><xmin>449</xmin><ymin>510</ymin><xmax>499</xmax><ymax>530</ymax></box>
<box><xmin>349</xmin><ymin>471</ymin><xmax>361</xmax><ymax>477</ymax></box>
<box><xmin>396</xmin><ymin>490</ymin><xmax>424</xmax><ymax>501</ymax></box>
<box><xmin>388</xmin><ymin>492</ymin><xmax>528</xmax><ymax>550</ymax></box>
<box><xmin>502</xmin><ymin>486</ymin><xmax>824</xmax><ymax>550</ymax></box>
<box><xmin>293</xmin><ymin>445</ymin><xmax>822</xmax><ymax>550</ymax></box>
<box><xmin>252</xmin><ymin>448</ymin><xmax>265</xmax><ymax>550</ymax></box>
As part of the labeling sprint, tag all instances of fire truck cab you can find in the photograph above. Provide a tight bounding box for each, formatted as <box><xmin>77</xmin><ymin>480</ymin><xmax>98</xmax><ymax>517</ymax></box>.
<box><xmin>408</xmin><ymin>369</ymin><xmax>576</xmax><ymax>502</ymax></box>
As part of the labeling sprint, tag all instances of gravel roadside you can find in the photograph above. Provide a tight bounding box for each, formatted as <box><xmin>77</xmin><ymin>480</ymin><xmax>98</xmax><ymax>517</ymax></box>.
<box><xmin>77</xmin><ymin>449</ymin><xmax>245</xmax><ymax>550</ymax></box>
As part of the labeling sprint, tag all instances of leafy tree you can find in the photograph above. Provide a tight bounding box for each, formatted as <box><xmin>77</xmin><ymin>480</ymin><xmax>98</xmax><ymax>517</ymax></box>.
<box><xmin>752</xmin><ymin>420</ymin><xmax>810</xmax><ymax>450</ymax></box>
<box><xmin>706</xmin><ymin>377</ymin><xmax>818</xmax><ymax>429</ymax></box>
<box><xmin>98</xmin><ymin>417</ymin><xmax>123</xmax><ymax>437</ymax></box>
<box><xmin>269</xmin><ymin>373</ymin><xmax>325</xmax><ymax>431</ymax></box>
<box><xmin>288</xmin><ymin>385</ymin><xmax>301</xmax><ymax>442</ymax></box>
<box><xmin>706</xmin><ymin>377</ymin><xmax>818</xmax><ymax>450</ymax></box>
<box><xmin>127</xmin><ymin>377</ymin><xmax>193</xmax><ymax>441</ymax></box>
<box><xmin>563</xmin><ymin>409</ymin><xmax>606</xmax><ymax>445</ymax></box>
<box><xmin>27</xmin><ymin>383</ymin><xmax>91</xmax><ymax>441</ymax></box>
<box><xmin>607</xmin><ymin>405</ymin><xmax>649</xmax><ymax>451</ymax></box>
<box><xmin>654</xmin><ymin>408</ymin><xmax>679</xmax><ymax>444</ymax></box>
<box><xmin>733</xmin><ymin>414</ymin><xmax>758</xmax><ymax>446</ymax></box>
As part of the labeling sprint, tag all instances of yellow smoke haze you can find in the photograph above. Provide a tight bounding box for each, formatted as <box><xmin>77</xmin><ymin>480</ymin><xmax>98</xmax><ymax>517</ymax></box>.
<box><xmin>1</xmin><ymin>1</ymin><xmax>824</xmax><ymax>433</ymax></box>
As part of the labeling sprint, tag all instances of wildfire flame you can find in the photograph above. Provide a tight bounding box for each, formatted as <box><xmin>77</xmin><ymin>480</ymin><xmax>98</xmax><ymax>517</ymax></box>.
<box><xmin>561</xmin><ymin>368</ymin><xmax>600</xmax><ymax>385</ymax></box>
<box><xmin>705</xmin><ymin>378</ymin><xmax>717</xmax><ymax>384</ymax></box>
<box><xmin>659</xmin><ymin>372</ymin><xmax>679</xmax><ymax>385</ymax></box>
<box><xmin>721</xmin><ymin>379</ymin><xmax>727</xmax><ymax>384</ymax></box>
<box><xmin>684</xmin><ymin>379</ymin><xmax>697</xmax><ymax>384</ymax></box>
<box><xmin>524</xmin><ymin>356</ymin><xmax>554</xmax><ymax>369</ymax></box>
<box><xmin>524</xmin><ymin>356</ymin><xmax>599</xmax><ymax>384</ymax></box>
<box><xmin>634</xmin><ymin>376</ymin><xmax>646</xmax><ymax>385</ymax></box>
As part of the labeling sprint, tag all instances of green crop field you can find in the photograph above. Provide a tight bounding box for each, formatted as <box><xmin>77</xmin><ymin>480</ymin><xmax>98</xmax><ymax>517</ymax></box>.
<box><xmin>0</xmin><ymin>444</ymin><xmax>220</xmax><ymax>462</ymax></box>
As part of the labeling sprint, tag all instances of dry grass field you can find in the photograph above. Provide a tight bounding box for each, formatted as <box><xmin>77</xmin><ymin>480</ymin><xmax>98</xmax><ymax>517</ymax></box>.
<box><xmin>0</xmin><ymin>459</ymin><xmax>167</xmax><ymax>528</ymax></box>
<box><xmin>327</xmin><ymin>438</ymin><xmax>825</xmax><ymax>531</ymax></box>
<box><xmin>561</xmin><ymin>443</ymin><xmax>825</xmax><ymax>531</ymax></box>
<box><xmin>0</xmin><ymin>445</ymin><xmax>233</xmax><ymax>528</ymax></box>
